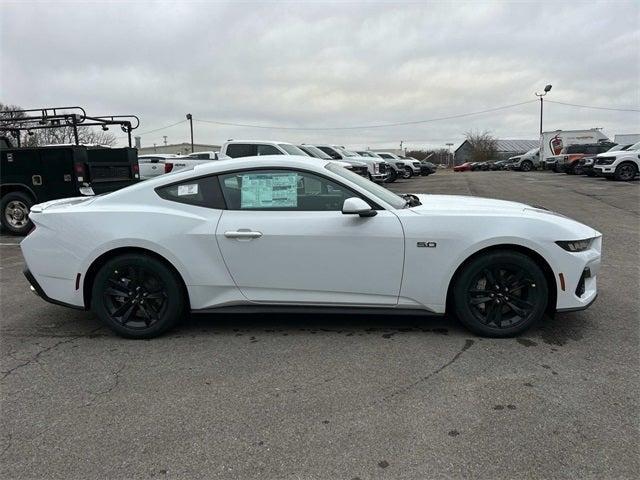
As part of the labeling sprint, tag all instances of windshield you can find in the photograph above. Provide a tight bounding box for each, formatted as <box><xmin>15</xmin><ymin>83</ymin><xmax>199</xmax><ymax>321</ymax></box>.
<box><xmin>278</xmin><ymin>144</ymin><xmax>307</xmax><ymax>156</ymax></box>
<box><xmin>628</xmin><ymin>141</ymin><xmax>640</xmax><ymax>151</ymax></box>
<box><xmin>300</xmin><ymin>145</ymin><xmax>332</xmax><ymax>159</ymax></box>
<box><xmin>356</xmin><ymin>151</ymin><xmax>376</xmax><ymax>158</ymax></box>
<box><xmin>337</xmin><ymin>147</ymin><xmax>359</xmax><ymax>157</ymax></box>
<box><xmin>524</xmin><ymin>147</ymin><xmax>539</xmax><ymax>156</ymax></box>
<box><xmin>325</xmin><ymin>163</ymin><xmax>406</xmax><ymax>209</ymax></box>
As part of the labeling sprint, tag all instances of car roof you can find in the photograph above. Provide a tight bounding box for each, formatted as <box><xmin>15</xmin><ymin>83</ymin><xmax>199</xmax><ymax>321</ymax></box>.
<box><xmin>225</xmin><ymin>140</ymin><xmax>294</xmax><ymax>145</ymax></box>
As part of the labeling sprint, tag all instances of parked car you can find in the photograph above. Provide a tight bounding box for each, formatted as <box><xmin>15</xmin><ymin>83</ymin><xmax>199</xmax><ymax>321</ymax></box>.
<box><xmin>1</xmin><ymin>138</ymin><xmax>139</xmax><ymax>235</ymax></box>
<box><xmin>22</xmin><ymin>154</ymin><xmax>601</xmax><ymax>339</ymax></box>
<box><xmin>491</xmin><ymin>159</ymin><xmax>510</xmax><ymax>170</ymax></box>
<box><xmin>580</xmin><ymin>144</ymin><xmax>632</xmax><ymax>176</ymax></box>
<box><xmin>183</xmin><ymin>151</ymin><xmax>219</xmax><ymax>160</ymax></box>
<box><xmin>376</xmin><ymin>152</ymin><xmax>421</xmax><ymax>179</ymax></box>
<box><xmin>353</xmin><ymin>151</ymin><xmax>397</xmax><ymax>182</ymax></box>
<box><xmin>454</xmin><ymin>162</ymin><xmax>472</xmax><ymax>172</ymax></box>
<box><xmin>554</xmin><ymin>142</ymin><xmax>616</xmax><ymax>174</ymax></box>
<box><xmin>510</xmin><ymin>148</ymin><xmax>541</xmax><ymax>171</ymax></box>
<box><xmin>419</xmin><ymin>161</ymin><xmax>437</xmax><ymax>176</ymax></box>
<box><xmin>593</xmin><ymin>141</ymin><xmax>640</xmax><ymax>181</ymax></box>
<box><xmin>297</xmin><ymin>144</ymin><xmax>369</xmax><ymax>177</ymax></box>
<box><xmin>540</xmin><ymin>129</ymin><xmax>611</xmax><ymax>168</ymax></box>
<box><xmin>312</xmin><ymin>145</ymin><xmax>389</xmax><ymax>183</ymax></box>
<box><xmin>138</xmin><ymin>154</ymin><xmax>180</xmax><ymax>180</ymax></box>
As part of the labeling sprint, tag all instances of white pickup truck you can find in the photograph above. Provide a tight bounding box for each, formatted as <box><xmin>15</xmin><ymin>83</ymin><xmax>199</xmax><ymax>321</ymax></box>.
<box><xmin>311</xmin><ymin>145</ymin><xmax>389</xmax><ymax>182</ymax></box>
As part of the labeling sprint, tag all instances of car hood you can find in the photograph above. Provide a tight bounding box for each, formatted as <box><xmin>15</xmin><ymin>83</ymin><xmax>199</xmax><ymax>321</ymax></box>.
<box><xmin>410</xmin><ymin>194</ymin><xmax>528</xmax><ymax>214</ymax></box>
<box><xmin>408</xmin><ymin>194</ymin><xmax>600</xmax><ymax>237</ymax></box>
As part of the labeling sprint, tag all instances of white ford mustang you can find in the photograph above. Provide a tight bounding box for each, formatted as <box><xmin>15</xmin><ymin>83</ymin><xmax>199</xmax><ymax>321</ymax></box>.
<box><xmin>21</xmin><ymin>156</ymin><xmax>601</xmax><ymax>339</ymax></box>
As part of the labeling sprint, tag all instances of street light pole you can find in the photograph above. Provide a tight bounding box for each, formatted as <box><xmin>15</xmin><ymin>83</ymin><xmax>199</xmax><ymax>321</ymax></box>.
<box><xmin>446</xmin><ymin>143</ymin><xmax>454</xmax><ymax>168</ymax></box>
<box><xmin>535</xmin><ymin>84</ymin><xmax>552</xmax><ymax>135</ymax></box>
<box><xmin>186</xmin><ymin>113</ymin><xmax>194</xmax><ymax>153</ymax></box>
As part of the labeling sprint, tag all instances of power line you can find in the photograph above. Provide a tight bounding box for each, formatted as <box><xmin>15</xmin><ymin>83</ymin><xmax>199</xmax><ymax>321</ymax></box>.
<box><xmin>545</xmin><ymin>100</ymin><xmax>640</xmax><ymax>113</ymax></box>
<box><xmin>116</xmin><ymin>119</ymin><xmax>188</xmax><ymax>139</ymax></box>
<box><xmin>194</xmin><ymin>100</ymin><xmax>538</xmax><ymax>131</ymax></box>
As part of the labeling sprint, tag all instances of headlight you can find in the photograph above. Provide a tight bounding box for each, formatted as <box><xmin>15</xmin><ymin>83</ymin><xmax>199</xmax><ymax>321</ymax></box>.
<box><xmin>374</xmin><ymin>163</ymin><xmax>380</xmax><ymax>173</ymax></box>
<box><xmin>556</xmin><ymin>238</ymin><xmax>594</xmax><ymax>252</ymax></box>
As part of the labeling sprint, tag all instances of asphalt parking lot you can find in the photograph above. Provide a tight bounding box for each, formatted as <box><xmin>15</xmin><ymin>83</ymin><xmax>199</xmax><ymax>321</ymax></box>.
<box><xmin>1</xmin><ymin>170</ymin><xmax>638</xmax><ymax>479</ymax></box>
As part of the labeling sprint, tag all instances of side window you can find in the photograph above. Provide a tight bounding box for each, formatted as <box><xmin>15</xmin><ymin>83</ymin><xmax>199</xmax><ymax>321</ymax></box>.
<box><xmin>597</xmin><ymin>144</ymin><xmax>611</xmax><ymax>153</ymax></box>
<box><xmin>317</xmin><ymin>146</ymin><xmax>341</xmax><ymax>159</ymax></box>
<box><xmin>226</xmin><ymin>144</ymin><xmax>257</xmax><ymax>158</ymax></box>
<box><xmin>257</xmin><ymin>144</ymin><xmax>282</xmax><ymax>156</ymax></box>
<box><xmin>156</xmin><ymin>176</ymin><xmax>225</xmax><ymax>209</ymax></box>
<box><xmin>219</xmin><ymin>169</ymin><xmax>358</xmax><ymax>211</ymax></box>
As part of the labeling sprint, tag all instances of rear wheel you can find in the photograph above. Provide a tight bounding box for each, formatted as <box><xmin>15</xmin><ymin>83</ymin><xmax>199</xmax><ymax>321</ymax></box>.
<box><xmin>613</xmin><ymin>162</ymin><xmax>638</xmax><ymax>181</ymax></box>
<box><xmin>520</xmin><ymin>160</ymin><xmax>533</xmax><ymax>172</ymax></box>
<box><xmin>1</xmin><ymin>191</ymin><xmax>34</xmax><ymax>235</ymax></box>
<box><xmin>453</xmin><ymin>251</ymin><xmax>548</xmax><ymax>337</ymax></box>
<box><xmin>91</xmin><ymin>253</ymin><xmax>186</xmax><ymax>339</ymax></box>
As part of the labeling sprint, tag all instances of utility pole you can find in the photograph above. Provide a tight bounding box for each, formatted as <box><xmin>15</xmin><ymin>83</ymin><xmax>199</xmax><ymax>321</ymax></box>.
<box><xmin>186</xmin><ymin>113</ymin><xmax>194</xmax><ymax>153</ymax></box>
<box><xmin>535</xmin><ymin>84</ymin><xmax>552</xmax><ymax>135</ymax></box>
<box><xmin>162</xmin><ymin>135</ymin><xmax>168</xmax><ymax>146</ymax></box>
<box><xmin>446</xmin><ymin>143</ymin><xmax>454</xmax><ymax>168</ymax></box>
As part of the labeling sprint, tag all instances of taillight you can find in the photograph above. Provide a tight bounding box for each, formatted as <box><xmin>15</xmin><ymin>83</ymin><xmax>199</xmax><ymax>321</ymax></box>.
<box><xmin>132</xmin><ymin>163</ymin><xmax>139</xmax><ymax>174</ymax></box>
<box><xmin>164</xmin><ymin>163</ymin><xmax>174</xmax><ymax>173</ymax></box>
<box><xmin>74</xmin><ymin>162</ymin><xmax>87</xmax><ymax>182</ymax></box>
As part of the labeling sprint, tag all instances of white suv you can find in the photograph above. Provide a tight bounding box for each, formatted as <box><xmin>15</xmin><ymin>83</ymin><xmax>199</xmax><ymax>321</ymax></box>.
<box><xmin>593</xmin><ymin>141</ymin><xmax>640</xmax><ymax>181</ymax></box>
<box><xmin>376</xmin><ymin>152</ymin><xmax>421</xmax><ymax>179</ymax></box>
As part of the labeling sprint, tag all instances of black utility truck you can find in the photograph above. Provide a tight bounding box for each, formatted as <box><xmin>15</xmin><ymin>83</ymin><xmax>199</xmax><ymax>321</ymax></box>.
<box><xmin>1</xmin><ymin>107</ymin><xmax>140</xmax><ymax>235</ymax></box>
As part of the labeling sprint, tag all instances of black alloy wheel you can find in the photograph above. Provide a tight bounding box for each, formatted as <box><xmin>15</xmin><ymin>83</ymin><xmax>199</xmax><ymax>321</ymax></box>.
<box><xmin>92</xmin><ymin>253</ymin><xmax>185</xmax><ymax>338</ymax></box>
<box><xmin>614</xmin><ymin>162</ymin><xmax>638</xmax><ymax>181</ymax></box>
<box><xmin>520</xmin><ymin>160</ymin><xmax>532</xmax><ymax>172</ymax></box>
<box><xmin>453</xmin><ymin>251</ymin><xmax>548</xmax><ymax>337</ymax></box>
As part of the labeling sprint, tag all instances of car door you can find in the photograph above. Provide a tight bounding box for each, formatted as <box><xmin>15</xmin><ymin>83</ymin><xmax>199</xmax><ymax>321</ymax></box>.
<box><xmin>215</xmin><ymin>168</ymin><xmax>405</xmax><ymax>305</ymax></box>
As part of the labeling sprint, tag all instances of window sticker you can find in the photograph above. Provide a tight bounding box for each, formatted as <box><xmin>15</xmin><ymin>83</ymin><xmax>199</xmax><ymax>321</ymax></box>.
<box><xmin>178</xmin><ymin>184</ymin><xmax>198</xmax><ymax>196</ymax></box>
<box><xmin>241</xmin><ymin>173</ymin><xmax>298</xmax><ymax>208</ymax></box>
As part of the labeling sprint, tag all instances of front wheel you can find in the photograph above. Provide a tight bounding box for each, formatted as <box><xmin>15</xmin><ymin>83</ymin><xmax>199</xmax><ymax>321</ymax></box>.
<box><xmin>402</xmin><ymin>167</ymin><xmax>413</xmax><ymax>179</ymax></box>
<box><xmin>452</xmin><ymin>250</ymin><xmax>548</xmax><ymax>337</ymax></box>
<box><xmin>385</xmin><ymin>169</ymin><xmax>397</xmax><ymax>183</ymax></box>
<box><xmin>520</xmin><ymin>160</ymin><xmax>533</xmax><ymax>172</ymax></box>
<box><xmin>91</xmin><ymin>253</ymin><xmax>186</xmax><ymax>339</ymax></box>
<box><xmin>613</xmin><ymin>162</ymin><xmax>638</xmax><ymax>181</ymax></box>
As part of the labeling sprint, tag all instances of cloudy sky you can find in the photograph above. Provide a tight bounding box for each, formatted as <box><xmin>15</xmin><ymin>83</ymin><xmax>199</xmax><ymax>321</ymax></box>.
<box><xmin>2</xmin><ymin>0</ymin><xmax>639</xmax><ymax>150</ymax></box>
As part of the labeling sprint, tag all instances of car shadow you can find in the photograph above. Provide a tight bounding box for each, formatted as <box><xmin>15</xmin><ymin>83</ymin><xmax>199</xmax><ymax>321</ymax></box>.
<box><xmin>177</xmin><ymin>312</ymin><xmax>466</xmax><ymax>338</ymax></box>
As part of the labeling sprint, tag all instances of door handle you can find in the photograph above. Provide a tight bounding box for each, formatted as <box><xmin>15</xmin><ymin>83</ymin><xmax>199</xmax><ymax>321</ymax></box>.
<box><xmin>224</xmin><ymin>230</ymin><xmax>263</xmax><ymax>240</ymax></box>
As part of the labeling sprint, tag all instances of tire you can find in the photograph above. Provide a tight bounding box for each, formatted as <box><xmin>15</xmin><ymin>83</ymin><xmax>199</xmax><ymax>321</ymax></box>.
<box><xmin>613</xmin><ymin>162</ymin><xmax>638</xmax><ymax>181</ymax></box>
<box><xmin>385</xmin><ymin>169</ymin><xmax>397</xmax><ymax>183</ymax></box>
<box><xmin>452</xmin><ymin>250</ymin><xmax>548</xmax><ymax>337</ymax></box>
<box><xmin>1</xmin><ymin>191</ymin><xmax>34</xmax><ymax>235</ymax></box>
<box><xmin>403</xmin><ymin>167</ymin><xmax>413</xmax><ymax>179</ymax></box>
<box><xmin>91</xmin><ymin>253</ymin><xmax>186</xmax><ymax>339</ymax></box>
<box><xmin>520</xmin><ymin>160</ymin><xmax>533</xmax><ymax>172</ymax></box>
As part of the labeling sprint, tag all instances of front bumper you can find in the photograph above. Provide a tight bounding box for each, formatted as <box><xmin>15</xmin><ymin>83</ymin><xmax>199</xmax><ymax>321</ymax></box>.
<box><xmin>553</xmin><ymin>237</ymin><xmax>601</xmax><ymax>312</ymax></box>
<box><xmin>593</xmin><ymin>165</ymin><xmax>615</xmax><ymax>177</ymax></box>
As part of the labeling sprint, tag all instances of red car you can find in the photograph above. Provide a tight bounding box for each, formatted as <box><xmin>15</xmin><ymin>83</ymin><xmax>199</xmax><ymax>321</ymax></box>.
<box><xmin>454</xmin><ymin>162</ymin><xmax>472</xmax><ymax>172</ymax></box>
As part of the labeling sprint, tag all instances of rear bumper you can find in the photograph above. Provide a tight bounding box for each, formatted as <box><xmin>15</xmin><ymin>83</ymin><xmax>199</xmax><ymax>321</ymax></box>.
<box><xmin>23</xmin><ymin>267</ymin><xmax>86</xmax><ymax>310</ymax></box>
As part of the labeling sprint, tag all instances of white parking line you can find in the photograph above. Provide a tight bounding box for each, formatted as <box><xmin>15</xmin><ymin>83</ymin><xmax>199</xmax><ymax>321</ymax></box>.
<box><xmin>0</xmin><ymin>243</ymin><xmax>21</xmax><ymax>246</ymax></box>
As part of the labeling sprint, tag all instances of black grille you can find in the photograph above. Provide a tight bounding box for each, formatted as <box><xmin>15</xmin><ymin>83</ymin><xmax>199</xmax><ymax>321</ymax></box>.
<box><xmin>379</xmin><ymin>163</ymin><xmax>387</xmax><ymax>173</ymax></box>
<box><xmin>352</xmin><ymin>166</ymin><xmax>368</xmax><ymax>177</ymax></box>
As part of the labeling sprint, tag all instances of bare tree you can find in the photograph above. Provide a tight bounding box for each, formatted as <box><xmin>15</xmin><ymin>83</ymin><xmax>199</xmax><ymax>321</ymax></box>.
<box><xmin>464</xmin><ymin>130</ymin><xmax>497</xmax><ymax>162</ymax></box>
<box><xmin>0</xmin><ymin>102</ymin><xmax>117</xmax><ymax>147</ymax></box>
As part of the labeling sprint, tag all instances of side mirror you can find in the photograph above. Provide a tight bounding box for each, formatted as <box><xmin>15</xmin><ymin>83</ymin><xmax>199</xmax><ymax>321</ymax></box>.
<box><xmin>342</xmin><ymin>197</ymin><xmax>377</xmax><ymax>217</ymax></box>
